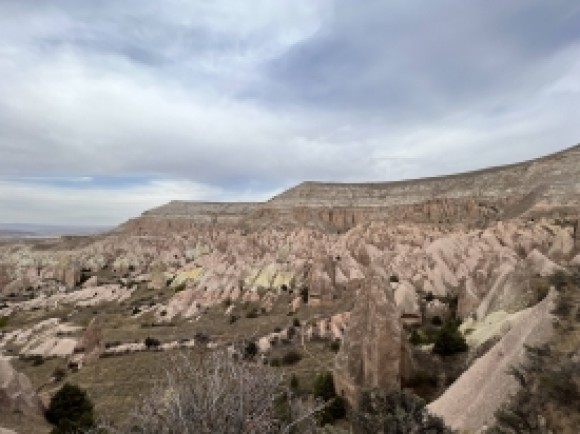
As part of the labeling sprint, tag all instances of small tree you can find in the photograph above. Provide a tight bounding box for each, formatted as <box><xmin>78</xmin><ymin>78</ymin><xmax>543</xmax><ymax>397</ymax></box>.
<box><xmin>144</xmin><ymin>336</ymin><xmax>161</xmax><ymax>349</ymax></box>
<box><xmin>433</xmin><ymin>321</ymin><xmax>468</xmax><ymax>356</ymax></box>
<box><xmin>431</xmin><ymin>315</ymin><xmax>443</xmax><ymax>326</ymax></box>
<box><xmin>300</xmin><ymin>287</ymin><xmax>309</xmax><ymax>303</ymax></box>
<box><xmin>52</xmin><ymin>367</ymin><xmax>67</xmax><ymax>383</ymax></box>
<box><xmin>290</xmin><ymin>374</ymin><xmax>299</xmax><ymax>390</ymax></box>
<box><xmin>409</xmin><ymin>329</ymin><xmax>422</xmax><ymax>346</ymax></box>
<box><xmin>246</xmin><ymin>307</ymin><xmax>259</xmax><ymax>318</ymax></box>
<box><xmin>549</xmin><ymin>270</ymin><xmax>568</xmax><ymax>290</ymax></box>
<box><xmin>45</xmin><ymin>383</ymin><xmax>94</xmax><ymax>434</ymax></box>
<box><xmin>313</xmin><ymin>371</ymin><xmax>346</xmax><ymax>425</ymax></box>
<box><xmin>329</xmin><ymin>339</ymin><xmax>341</xmax><ymax>353</ymax></box>
<box><xmin>244</xmin><ymin>341</ymin><xmax>258</xmax><ymax>359</ymax></box>
<box><xmin>313</xmin><ymin>372</ymin><xmax>336</xmax><ymax>401</ymax></box>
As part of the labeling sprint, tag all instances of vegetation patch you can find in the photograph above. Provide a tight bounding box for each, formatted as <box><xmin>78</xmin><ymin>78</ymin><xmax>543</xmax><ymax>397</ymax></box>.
<box><xmin>313</xmin><ymin>371</ymin><xmax>346</xmax><ymax>425</ymax></box>
<box><xmin>144</xmin><ymin>336</ymin><xmax>161</xmax><ymax>349</ymax></box>
<box><xmin>353</xmin><ymin>388</ymin><xmax>451</xmax><ymax>433</ymax></box>
<box><xmin>432</xmin><ymin>319</ymin><xmax>468</xmax><ymax>356</ymax></box>
<box><xmin>45</xmin><ymin>383</ymin><xmax>95</xmax><ymax>434</ymax></box>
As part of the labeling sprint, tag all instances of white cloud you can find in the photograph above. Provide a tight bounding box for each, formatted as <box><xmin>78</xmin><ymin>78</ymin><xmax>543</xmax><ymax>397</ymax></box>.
<box><xmin>0</xmin><ymin>179</ymin><xmax>208</xmax><ymax>226</ymax></box>
<box><xmin>0</xmin><ymin>175</ymin><xmax>281</xmax><ymax>226</ymax></box>
<box><xmin>0</xmin><ymin>1</ymin><xmax>579</xmax><ymax>224</ymax></box>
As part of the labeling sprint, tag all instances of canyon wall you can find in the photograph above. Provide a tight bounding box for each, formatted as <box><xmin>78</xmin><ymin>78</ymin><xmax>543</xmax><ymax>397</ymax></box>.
<box><xmin>120</xmin><ymin>144</ymin><xmax>580</xmax><ymax>234</ymax></box>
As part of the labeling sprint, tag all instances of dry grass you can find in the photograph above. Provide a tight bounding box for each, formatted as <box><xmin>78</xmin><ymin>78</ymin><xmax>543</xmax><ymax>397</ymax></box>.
<box><xmin>0</xmin><ymin>410</ymin><xmax>51</xmax><ymax>434</ymax></box>
<box><xmin>16</xmin><ymin>341</ymin><xmax>338</xmax><ymax>427</ymax></box>
<box><xmin>4</xmin><ymin>283</ymin><xmax>354</xmax><ymax>430</ymax></box>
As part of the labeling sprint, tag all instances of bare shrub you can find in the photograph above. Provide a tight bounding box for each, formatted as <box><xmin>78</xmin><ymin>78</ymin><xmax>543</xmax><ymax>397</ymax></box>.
<box><xmin>110</xmin><ymin>351</ymin><xmax>320</xmax><ymax>434</ymax></box>
<box><xmin>353</xmin><ymin>388</ymin><xmax>451</xmax><ymax>433</ymax></box>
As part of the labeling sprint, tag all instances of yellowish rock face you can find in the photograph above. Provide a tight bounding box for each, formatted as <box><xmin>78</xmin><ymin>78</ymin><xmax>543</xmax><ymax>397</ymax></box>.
<box><xmin>460</xmin><ymin>310</ymin><xmax>520</xmax><ymax>349</ymax></box>
<box><xmin>272</xmin><ymin>271</ymin><xmax>295</xmax><ymax>289</ymax></box>
<box><xmin>171</xmin><ymin>267</ymin><xmax>204</xmax><ymax>288</ymax></box>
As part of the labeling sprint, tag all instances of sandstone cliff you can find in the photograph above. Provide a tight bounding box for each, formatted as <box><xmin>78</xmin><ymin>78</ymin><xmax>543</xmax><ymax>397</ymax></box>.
<box><xmin>119</xmin><ymin>201</ymin><xmax>257</xmax><ymax>234</ymax></box>
<box><xmin>120</xmin><ymin>144</ymin><xmax>580</xmax><ymax>234</ymax></box>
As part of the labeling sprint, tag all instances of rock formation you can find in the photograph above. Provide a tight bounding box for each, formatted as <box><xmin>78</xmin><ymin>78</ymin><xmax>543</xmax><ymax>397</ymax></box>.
<box><xmin>428</xmin><ymin>289</ymin><xmax>557</xmax><ymax>432</ymax></box>
<box><xmin>119</xmin><ymin>201</ymin><xmax>257</xmax><ymax>234</ymax></box>
<box><xmin>72</xmin><ymin>317</ymin><xmax>105</xmax><ymax>367</ymax></box>
<box><xmin>0</xmin><ymin>144</ymin><xmax>578</xmax><ymax>430</ymax></box>
<box><xmin>121</xmin><ymin>144</ymin><xmax>580</xmax><ymax>234</ymax></box>
<box><xmin>0</xmin><ymin>357</ymin><xmax>43</xmax><ymax>416</ymax></box>
<box><xmin>333</xmin><ymin>276</ymin><xmax>408</xmax><ymax>407</ymax></box>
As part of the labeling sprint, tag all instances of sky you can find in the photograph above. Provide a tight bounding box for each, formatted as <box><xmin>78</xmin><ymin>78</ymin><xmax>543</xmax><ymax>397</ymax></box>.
<box><xmin>0</xmin><ymin>0</ymin><xmax>579</xmax><ymax>226</ymax></box>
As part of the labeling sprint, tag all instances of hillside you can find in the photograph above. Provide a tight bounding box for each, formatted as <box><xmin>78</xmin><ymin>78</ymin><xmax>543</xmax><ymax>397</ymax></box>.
<box><xmin>0</xmin><ymin>144</ymin><xmax>579</xmax><ymax>433</ymax></box>
<box><xmin>122</xmin><ymin>144</ymin><xmax>580</xmax><ymax>234</ymax></box>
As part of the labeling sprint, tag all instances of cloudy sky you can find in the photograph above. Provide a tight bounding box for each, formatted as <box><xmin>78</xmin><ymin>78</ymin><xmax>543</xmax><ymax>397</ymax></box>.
<box><xmin>1</xmin><ymin>1</ymin><xmax>579</xmax><ymax>226</ymax></box>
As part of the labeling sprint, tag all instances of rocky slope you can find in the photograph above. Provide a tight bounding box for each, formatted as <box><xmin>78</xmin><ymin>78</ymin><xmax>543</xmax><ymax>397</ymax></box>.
<box><xmin>0</xmin><ymin>144</ymin><xmax>579</xmax><ymax>432</ymax></box>
<box><xmin>122</xmin><ymin>144</ymin><xmax>580</xmax><ymax>233</ymax></box>
<box><xmin>428</xmin><ymin>289</ymin><xmax>558</xmax><ymax>431</ymax></box>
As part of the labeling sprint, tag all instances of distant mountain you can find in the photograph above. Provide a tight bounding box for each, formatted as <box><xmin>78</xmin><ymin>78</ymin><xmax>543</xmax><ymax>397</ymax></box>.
<box><xmin>0</xmin><ymin>229</ymin><xmax>36</xmax><ymax>238</ymax></box>
<box><xmin>0</xmin><ymin>223</ymin><xmax>110</xmax><ymax>237</ymax></box>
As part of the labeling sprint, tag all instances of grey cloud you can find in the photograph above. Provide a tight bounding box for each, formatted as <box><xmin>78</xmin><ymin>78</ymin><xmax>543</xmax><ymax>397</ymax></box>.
<box><xmin>0</xmin><ymin>0</ymin><xmax>579</xmax><ymax>226</ymax></box>
<box><xmin>260</xmin><ymin>1</ymin><xmax>580</xmax><ymax>118</ymax></box>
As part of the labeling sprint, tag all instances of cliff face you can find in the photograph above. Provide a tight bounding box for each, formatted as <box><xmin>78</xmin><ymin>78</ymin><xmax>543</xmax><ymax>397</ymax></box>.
<box><xmin>269</xmin><ymin>144</ymin><xmax>580</xmax><ymax>207</ymax></box>
<box><xmin>119</xmin><ymin>201</ymin><xmax>258</xmax><ymax>234</ymax></box>
<box><xmin>249</xmin><ymin>198</ymin><xmax>506</xmax><ymax>232</ymax></box>
<box><xmin>120</xmin><ymin>144</ymin><xmax>580</xmax><ymax>234</ymax></box>
<box><xmin>257</xmin><ymin>144</ymin><xmax>580</xmax><ymax>230</ymax></box>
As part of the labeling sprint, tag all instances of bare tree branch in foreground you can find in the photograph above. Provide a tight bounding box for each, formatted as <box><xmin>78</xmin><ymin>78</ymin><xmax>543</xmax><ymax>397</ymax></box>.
<box><xmin>100</xmin><ymin>351</ymin><xmax>323</xmax><ymax>434</ymax></box>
